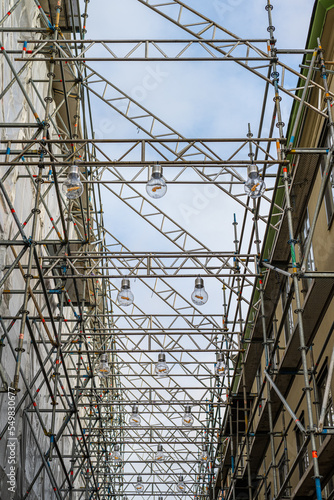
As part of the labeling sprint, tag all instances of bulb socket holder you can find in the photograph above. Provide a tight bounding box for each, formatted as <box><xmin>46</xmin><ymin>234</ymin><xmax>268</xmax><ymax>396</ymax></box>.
<box><xmin>195</xmin><ymin>277</ymin><xmax>204</xmax><ymax>288</ymax></box>
<box><xmin>158</xmin><ymin>353</ymin><xmax>166</xmax><ymax>362</ymax></box>
<box><xmin>247</xmin><ymin>164</ymin><xmax>259</xmax><ymax>179</ymax></box>
<box><xmin>216</xmin><ymin>352</ymin><xmax>224</xmax><ymax>362</ymax></box>
<box><xmin>137</xmin><ymin>475</ymin><xmax>142</xmax><ymax>482</ymax></box>
<box><xmin>179</xmin><ymin>475</ymin><xmax>184</xmax><ymax>482</ymax></box>
<box><xmin>100</xmin><ymin>353</ymin><xmax>108</xmax><ymax>362</ymax></box>
<box><xmin>114</xmin><ymin>444</ymin><xmax>120</xmax><ymax>451</ymax></box>
<box><xmin>132</xmin><ymin>404</ymin><xmax>139</xmax><ymax>414</ymax></box>
<box><xmin>184</xmin><ymin>405</ymin><xmax>192</xmax><ymax>414</ymax></box>
<box><xmin>151</xmin><ymin>164</ymin><xmax>163</xmax><ymax>178</ymax></box>
<box><xmin>157</xmin><ymin>444</ymin><xmax>163</xmax><ymax>451</ymax></box>
<box><xmin>69</xmin><ymin>165</ymin><xmax>79</xmax><ymax>175</ymax></box>
<box><xmin>121</xmin><ymin>278</ymin><xmax>130</xmax><ymax>289</ymax></box>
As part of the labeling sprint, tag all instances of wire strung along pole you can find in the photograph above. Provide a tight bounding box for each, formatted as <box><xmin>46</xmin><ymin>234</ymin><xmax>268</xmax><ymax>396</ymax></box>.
<box><xmin>228</xmin><ymin>406</ymin><xmax>236</xmax><ymax>500</ymax></box>
<box><xmin>11</xmin><ymin>0</ymin><xmax>62</xmax><ymax>392</ymax></box>
<box><xmin>249</xmin><ymin>124</ymin><xmax>278</xmax><ymax>497</ymax></box>
<box><xmin>266</xmin><ymin>2</ymin><xmax>322</xmax><ymax>499</ymax></box>
<box><xmin>49</xmin><ymin>287</ymin><xmax>65</xmax><ymax>462</ymax></box>
<box><xmin>232</xmin><ymin>212</ymin><xmax>253</xmax><ymax>500</ymax></box>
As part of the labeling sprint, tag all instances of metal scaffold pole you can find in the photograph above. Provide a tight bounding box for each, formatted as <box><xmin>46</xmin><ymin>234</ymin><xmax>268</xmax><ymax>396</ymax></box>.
<box><xmin>266</xmin><ymin>2</ymin><xmax>322</xmax><ymax>499</ymax></box>
<box><xmin>0</xmin><ymin>0</ymin><xmax>333</xmax><ymax>498</ymax></box>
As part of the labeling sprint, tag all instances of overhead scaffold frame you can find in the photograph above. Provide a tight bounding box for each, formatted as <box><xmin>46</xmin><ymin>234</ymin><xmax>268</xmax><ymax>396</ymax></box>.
<box><xmin>0</xmin><ymin>1</ymin><xmax>333</xmax><ymax>499</ymax></box>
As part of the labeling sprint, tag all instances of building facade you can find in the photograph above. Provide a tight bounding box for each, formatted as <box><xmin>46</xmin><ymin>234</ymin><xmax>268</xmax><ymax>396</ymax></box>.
<box><xmin>216</xmin><ymin>1</ymin><xmax>334</xmax><ymax>499</ymax></box>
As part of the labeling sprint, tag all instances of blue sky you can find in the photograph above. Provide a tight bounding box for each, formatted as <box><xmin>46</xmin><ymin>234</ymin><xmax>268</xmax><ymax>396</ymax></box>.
<box><xmin>79</xmin><ymin>0</ymin><xmax>318</xmax><ymax>487</ymax></box>
<box><xmin>78</xmin><ymin>0</ymin><xmax>318</xmax><ymax>310</ymax></box>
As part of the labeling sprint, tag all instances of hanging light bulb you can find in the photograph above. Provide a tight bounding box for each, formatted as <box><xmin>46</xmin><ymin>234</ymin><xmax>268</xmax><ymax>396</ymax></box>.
<box><xmin>215</xmin><ymin>352</ymin><xmax>226</xmax><ymax>377</ymax></box>
<box><xmin>117</xmin><ymin>278</ymin><xmax>134</xmax><ymax>307</ymax></box>
<box><xmin>146</xmin><ymin>164</ymin><xmax>167</xmax><ymax>199</ymax></box>
<box><xmin>128</xmin><ymin>404</ymin><xmax>141</xmax><ymax>426</ymax></box>
<box><xmin>96</xmin><ymin>353</ymin><xmax>110</xmax><ymax>378</ymax></box>
<box><xmin>200</xmin><ymin>445</ymin><xmax>209</xmax><ymax>463</ymax></box>
<box><xmin>112</xmin><ymin>444</ymin><xmax>122</xmax><ymax>463</ymax></box>
<box><xmin>191</xmin><ymin>277</ymin><xmax>208</xmax><ymax>306</ymax></box>
<box><xmin>62</xmin><ymin>165</ymin><xmax>84</xmax><ymax>200</ymax></box>
<box><xmin>244</xmin><ymin>164</ymin><xmax>266</xmax><ymax>199</ymax></box>
<box><xmin>176</xmin><ymin>475</ymin><xmax>186</xmax><ymax>494</ymax></box>
<box><xmin>155</xmin><ymin>352</ymin><xmax>169</xmax><ymax>378</ymax></box>
<box><xmin>135</xmin><ymin>475</ymin><xmax>144</xmax><ymax>493</ymax></box>
<box><xmin>182</xmin><ymin>406</ymin><xmax>194</xmax><ymax>427</ymax></box>
<box><xmin>155</xmin><ymin>444</ymin><xmax>166</xmax><ymax>462</ymax></box>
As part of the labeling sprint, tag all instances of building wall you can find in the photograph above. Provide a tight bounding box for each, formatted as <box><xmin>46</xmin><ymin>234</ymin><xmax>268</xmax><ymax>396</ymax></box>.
<box><xmin>0</xmin><ymin>2</ymin><xmax>83</xmax><ymax>498</ymax></box>
<box><xmin>247</xmin><ymin>6</ymin><xmax>334</xmax><ymax>499</ymax></box>
<box><xmin>217</xmin><ymin>4</ymin><xmax>334</xmax><ymax>500</ymax></box>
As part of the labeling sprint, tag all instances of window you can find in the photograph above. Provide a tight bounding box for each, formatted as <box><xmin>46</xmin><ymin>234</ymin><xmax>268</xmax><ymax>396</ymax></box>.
<box><xmin>256</xmin><ymin>365</ymin><xmax>264</xmax><ymax>415</ymax></box>
<box><xmin>278</xmin><ymin>451</ymin><xmax>289</xmax><ymax>497</ymax></box>
<box><xmin>317</xmin><ymin>364</ymin><xmax>334</xmax><ymax>428</ymax></box>
<box><xmin>267</xmin><ymin>319</ymin><xmax>279</xmax><ymax>369</ymax></box>
<box><xmin>320</xmin><ymin>134</ymin><xmax>334</xmax><ymax>226</ymax></box>
<box><xmin>314</xmin><ymin>357</ymin><xmax>334</xmax><ymax>500</ymax></box>
<box><xmin>299</xmin><ymin>209</ymin><xmax>315</xmax><ymax>293</ymax></box>
<box><xmin>321</xmin><ymin>471</ymin><xmax>334</xmax><ymax>499</ymax></box>
<box><xmin>265</xmin><ymin>482</ymin><xmax>272</xmax><ymax>500</ymax></box>
<box><xmin>281</xmin><ymin>278</ymin><xmax>294</xmax><ymax>343</ymax></box>
<box><xmin>324</xmin><ymin>166</ymin><xmax>334</xmax><ymax>225</ymax></box>
<box><xmin>326</xmin><ymin>471</ymin><xmax>334</xmax><ymax>498</ymax></box>
<box><xmin>256</xmin><ymin>364</ymin><xmax>263</xmax><ymax>393</ymax></box>
<box><xmin>295</xmin><ymin>412</ymin><xmax>309</xmax><ymax>478</ymax></box>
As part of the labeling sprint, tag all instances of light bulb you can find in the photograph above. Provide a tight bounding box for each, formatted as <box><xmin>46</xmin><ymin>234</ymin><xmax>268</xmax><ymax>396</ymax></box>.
<box><xmin>129</xmin><ymin>404</ymin><xmax>141</xmax><ymax>426</ymax></box>
<box><xmin>182</xmin><ymin>406</ymin><xmax>194</xmax><ymax>427</ymax></box>
<box><xmin>215</xmin><ymin>352</ymin><xmax>226</xmax><ymax>377</ymax></box>
<box><xmin>155</xmin><ymin>353</ymin><xmax>170</xmax><ymax>378</ymax></box>
<box><xmin>146</xmin><ymin>164</ymin><xmax>167</xmax><ymax>199</ymax></box>
<box><xmin>176</xmin><ymin>475</ymin><xmax>186</xmax><ymax>493</ymax></box>
<box><xmin>117</xmin><ymin>278</ymin><xmax>134</xmax><ymax>307</ymax></box>
<box><xmin>200</xmin><ymin>445</ymin><xmax>209</xmax><ymax>463</ymax></box>
<box><xmin>62</xmin><ymin>165</ymin><xmax>84</xmax><ymax>200</ymax></box>
<box><xmin>113</xmin><ymin>445</ymin><xmax>122</xmax><ymax>463</ymax></box>
<box><xmin>244</xmin><ymin>164</ymin><xmax>266</xmax><ymax>199</ymax></box>
<box><xmin>191</xmin><ymin>277</ymin><xmax>208</xmax><ymax>306</ymax></box>
<box><xmin>155</xmin><ymin>444</ymin><xmax>166</xmax><ymax>462</ymax></box>
<box><xmin>135</xmin><ymin>475</ymin><xmax>144</xmax><ymax>493</ymax></box>
<box><xmin>97</xmin><ymin>353</ymin><xmax>110</xmax><ymax>378</ymax></box>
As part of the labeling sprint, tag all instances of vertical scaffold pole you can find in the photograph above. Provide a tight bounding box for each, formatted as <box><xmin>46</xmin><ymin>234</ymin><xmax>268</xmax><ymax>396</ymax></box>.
<box><xmin>266</xmin><ymin>2</ymin><xmax>322</xmax><ymax>499</ymax></box>
<box><xmin>300</xmin><ymin>39</ymin><xmax>334</xmax><ymax>272</ymax></box>
<box><xmin>233</xmin><ymin>213</ymin><xmax>253</xmax><ymax>500</ymax></box>
<box><xmin>11</xmin><ymin>0</ymin><xmax>61</xmax><ymax>391</ymax></box>
<box><xmin>249</xmin><ymin>123</ymin><xmax>278</xmax><ymax>496</ymax></box>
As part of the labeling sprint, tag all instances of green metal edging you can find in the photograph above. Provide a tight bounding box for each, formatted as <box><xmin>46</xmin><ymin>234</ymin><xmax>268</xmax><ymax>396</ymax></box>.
<box><xmin>263</xmin><ymin>0</ymin><xmax>334</xmax><ymax>264</ymax></box>
<box><xmin>286</xmin><ymin>0</ymin><xmax>334</xmax><ymax>142</ymax></box>
<box><xmin>307</xmin><ymin>0</ymin><xmax>334</xmax><ymax>51</ymax></box>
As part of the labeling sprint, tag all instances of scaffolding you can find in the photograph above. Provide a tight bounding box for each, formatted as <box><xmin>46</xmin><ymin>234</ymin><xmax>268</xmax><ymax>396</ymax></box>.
<box><xmin>0</xmin><ymin>0</ymin><xmax>333</xmax><ymax>499</ymax></box>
